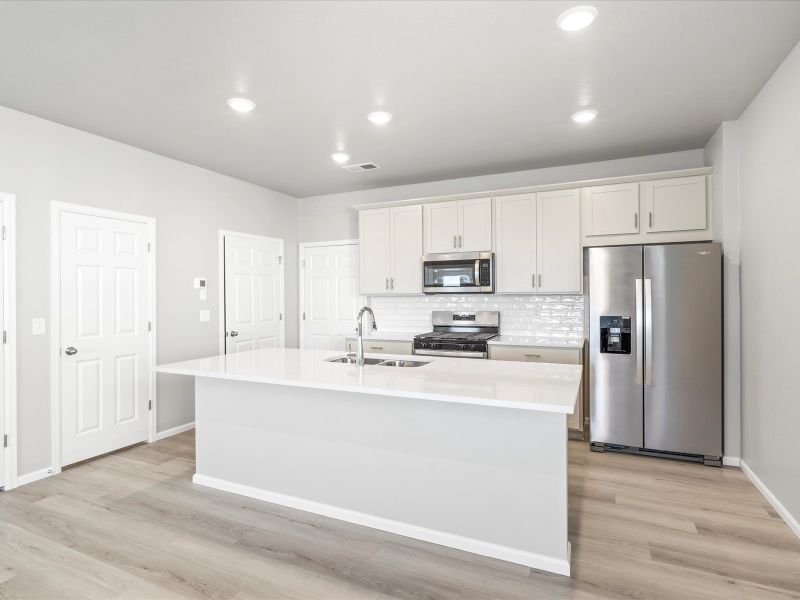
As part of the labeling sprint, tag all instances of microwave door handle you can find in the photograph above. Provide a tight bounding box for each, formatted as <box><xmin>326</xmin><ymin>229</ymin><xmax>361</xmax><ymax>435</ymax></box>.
<box><xmin>474</xmin><ymin>260</ymin><xmax>480</xmax><ymax>285</ymax></box>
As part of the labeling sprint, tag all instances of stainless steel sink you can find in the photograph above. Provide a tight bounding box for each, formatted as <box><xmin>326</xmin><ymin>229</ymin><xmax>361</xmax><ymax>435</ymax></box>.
<box><xmin>325</xmin><ymin>356</ymin><xmax>429</xmax><ymax>367</ymax></box>
<box><xmin>377</xmin><ymin>359</ymin><xmax>429</xmax><ymax>368</ymax></box>
<box><xmin>325</xmin><ymin>356</ymin><xmax>384</xmax><ymax>365</ymax></box>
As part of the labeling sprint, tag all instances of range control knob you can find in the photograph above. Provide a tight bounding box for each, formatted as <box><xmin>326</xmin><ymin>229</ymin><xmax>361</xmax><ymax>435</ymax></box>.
<box><xmin>470</xmin><ymin>344</ymin><xmax>479</xmax><ymax>352</ymax></box>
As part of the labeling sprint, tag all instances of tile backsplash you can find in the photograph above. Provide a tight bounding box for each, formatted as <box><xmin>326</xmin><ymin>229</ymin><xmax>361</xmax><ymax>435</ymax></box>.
<box><xmin>368</xmin><ymin>294</ymin><xmax>585</xmax><ymax>345</ymax></box>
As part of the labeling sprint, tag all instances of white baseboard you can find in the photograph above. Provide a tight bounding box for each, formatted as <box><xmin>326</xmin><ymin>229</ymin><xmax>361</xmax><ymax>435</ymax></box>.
<box><xmin>193</xmin><ymin>473</ymin><xmax>570</xmax><ymax>576</ymax></box>
<box><xmin>156</xmin><ymin>421</ymin><xmax>195</xmax><ymax>441</ymax></box>
<box><xmin>723</xmin><ymin>456</ymin><xmax>740</xmax><ymax>467</ymax></box>
<box><xmin>741</xmin><ymin>459</ymin><xmax>800</xmax><ymax>541</ymax></box>
<box><xmin>15</xmin><ymin>466</ymin><xmax>56</xmax><ymax>487</ymax></box>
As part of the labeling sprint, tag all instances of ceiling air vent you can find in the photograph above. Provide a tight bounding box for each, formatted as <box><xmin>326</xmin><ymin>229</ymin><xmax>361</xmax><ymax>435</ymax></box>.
<box><xmin>343</xmin><ymin>162</ymin><xmax>380</xmax><ymax>173</ymax></box>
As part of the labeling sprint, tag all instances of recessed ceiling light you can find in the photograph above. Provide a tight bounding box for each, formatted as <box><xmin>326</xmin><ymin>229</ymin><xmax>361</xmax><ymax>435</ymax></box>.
<box><xmin>367</xmin><ymin>111</ymin><xmax>393</xmax><ymax>125</ymax></box>
<box><xmin>226</xmin><ymin>97</ymin><xmax>256</xmax><ymax>113</ymax></box>
<box><xmin>331</xmin><ymin>152</ymin><xmax>350</xmax><ymax>164</ymax></box>
<box><xmin>571</xmin><ymin>109</ymin><xmax>598</xmax><ymax>123</ymax></box>
<box><xmin>556</xmin><ymin>6</ymin><xmax>598</xmax><ymax>32</ymax></box>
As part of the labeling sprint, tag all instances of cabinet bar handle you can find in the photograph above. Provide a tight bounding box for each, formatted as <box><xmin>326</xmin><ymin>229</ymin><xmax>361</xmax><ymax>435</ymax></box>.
<box><xmin>390</xmin><ymin>278</ymin><xmax>394</xmax><ymax>290</ymax></box>
<box><xmin>538</xmin><ymin>274</ymin><xmax>542</xmax><ymax>287</ymax></box>
<box><xmin>385</xmin><ymin>277</ymin><xmax>389</xmax><ymax>290</ymax></box>
<box><xmin>453</xmin><ymin>235</ymin><xmax>457</xmax><ymax>248</ymax></box>
<box><xmin>458</xmin><ymin>235</ymin><xmax>463</xmax><ymax>248</ymax></box>
<box><xmin>634</xmin><ymin>213</ymin><xmax>639</xmax><ymax>229</ymax></box>
<box><xmin>370</xmin><ymin>346</ymin><xmax>384</xmax><ymax>350</ymax></box>
<box><xmin>524</xmin><ymin>354</ymin><xmax>542</xmax><ymax>359</ymax></box>
<box><xmin>532</xmin><ymin>273</ymin><xmax>536</xmax><ymax>288</ymax></box>
<box><xmin>649</xmin><ymin>211</ymin><xmax>653</xmax><ymax>228</ymax></box>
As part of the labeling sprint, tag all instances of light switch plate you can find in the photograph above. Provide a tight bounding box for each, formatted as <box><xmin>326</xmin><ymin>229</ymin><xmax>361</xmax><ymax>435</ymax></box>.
<box><xmin>32</xmin><ymin>317</ymin><xmax>46</xmax><ymax>336</ymax></box>
<box><xmin>199</xmin><ymin>309</ymin><xmax>211</xmax><ymax>323</ymax></box>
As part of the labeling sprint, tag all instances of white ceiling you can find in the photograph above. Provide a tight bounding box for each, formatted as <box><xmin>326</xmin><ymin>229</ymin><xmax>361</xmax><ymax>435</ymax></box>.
<box><xmin>1</xmin><ymin>1</ymin><xmax>799</xmax><ymax>197</ymax></box>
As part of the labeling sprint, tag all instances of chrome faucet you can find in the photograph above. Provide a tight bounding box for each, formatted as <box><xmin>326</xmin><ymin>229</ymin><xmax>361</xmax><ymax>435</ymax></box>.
<box><xmin>355</xmin><ymin>306</ymin><xmax>377</xmax><ymax>366</ymax></box>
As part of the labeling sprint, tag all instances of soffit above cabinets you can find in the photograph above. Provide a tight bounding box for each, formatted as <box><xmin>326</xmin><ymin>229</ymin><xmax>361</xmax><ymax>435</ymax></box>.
<box><xmin>0</xmin><ymin>2</ymin><xmax>798</xmax><ymax>197</ymax></box>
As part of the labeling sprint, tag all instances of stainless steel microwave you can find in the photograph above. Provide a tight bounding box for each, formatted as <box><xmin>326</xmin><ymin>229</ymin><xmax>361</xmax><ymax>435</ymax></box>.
<box><xmin>422</xmin><ymin>252</ymin><xmax>494</xmax><ymax>294</ymax></box>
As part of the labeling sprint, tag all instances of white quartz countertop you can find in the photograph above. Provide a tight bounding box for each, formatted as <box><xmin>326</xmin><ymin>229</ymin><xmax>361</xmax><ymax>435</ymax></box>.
<box><xmin>488</xmin><ymin>336</ymin><xmax>585</xmax><ymax>349</ymax></box>
<box><xmin>156</xmin><ymin>348</ymin><xmax>582</xmax><ymax>413</ymax></box>
<box><xmin>344</xmin><ymin>331</ymin><xmax>421</xmax><ymax>342</ymax></box>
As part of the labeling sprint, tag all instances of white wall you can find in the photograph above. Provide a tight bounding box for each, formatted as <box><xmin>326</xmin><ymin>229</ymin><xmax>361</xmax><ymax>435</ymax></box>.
<box><xmin>704</xmin><ymin>121</ymin><xmax>742</xmax><ymax>460</ymax></box>
<box><xmin>0</xmin><ymin>106</ymin><xmax>299</xmax><ymax>477</ymax></box>
<box><xmin>298</xmin><ymin>150</ymin><xmax>705</xmax><ymax>242</ymax></box>
<box><xmin>737</xmin><ymin>41</ymin><xmax>800</xmax><ymax>522</ymax></box>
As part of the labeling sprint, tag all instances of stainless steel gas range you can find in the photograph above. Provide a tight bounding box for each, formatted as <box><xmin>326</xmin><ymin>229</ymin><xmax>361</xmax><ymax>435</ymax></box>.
<box><xmin>412</xmin><ymin>311</ymin><xmax>499</xmax><ymax>359</ymax></box>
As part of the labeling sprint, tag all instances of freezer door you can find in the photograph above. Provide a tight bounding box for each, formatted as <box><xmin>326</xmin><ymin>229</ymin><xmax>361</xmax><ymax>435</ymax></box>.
<box><xmin>588</xmin><ymin>246</ymin><xmax>643</xmax><ymax>447</ymax></box>
<box><xmin>643</xmin><ymin>243</ymin><xmax>722</xmax><ymax>457</ymax></box>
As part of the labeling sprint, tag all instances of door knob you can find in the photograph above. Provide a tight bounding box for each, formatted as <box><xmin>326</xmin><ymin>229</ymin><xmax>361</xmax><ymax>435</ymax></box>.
<box><xmin>229</xmin><ymin>331</ymin><xmax>239</xmax><ymax>337</ymax></box>
<box><xmin>65</xmin><ymin>347</ymin><xmax>78</xmax><ymax>356</ymax></box>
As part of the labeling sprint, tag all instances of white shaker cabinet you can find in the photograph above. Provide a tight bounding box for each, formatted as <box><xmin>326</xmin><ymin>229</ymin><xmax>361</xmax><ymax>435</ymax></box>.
<box><xmin>494</xmin><ymin>190</ymin><xmax>581</xmax><ymax>294</ymax></box>
<box><xmin>424</xmin><ymin>197</ymin><xmax>492</xmax><ymax>254</ymax></box>
<box><xmin>537</xmin><ymin>189</ymin><xmax>581</xmax><ymax>293</ymax></box>
<box><xmin>582</xmin><ymin>182</ymin><xmax>640</xmax><ymax>237</ymax></box>
<box><xmin>644</xmin><ymin>175</ymin><xmax>707</xmax><ymax>233</ymax></box>
<box><xmin>359</xmin><ymin>205</ymin><xmax>422</xmax><ymax>295</ymax></box>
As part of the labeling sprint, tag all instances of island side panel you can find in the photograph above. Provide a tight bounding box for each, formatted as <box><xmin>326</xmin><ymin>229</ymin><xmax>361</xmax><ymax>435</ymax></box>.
<box><xmin>193</xmin><ymin>377</ymin><xmax>569</xmax><ymax>573</ymax></box>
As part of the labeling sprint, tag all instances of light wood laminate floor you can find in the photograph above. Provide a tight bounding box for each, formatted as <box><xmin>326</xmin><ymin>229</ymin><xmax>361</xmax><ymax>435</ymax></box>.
<box><xmin>1</xmin><ymin>431</ymin><xmax>799</xmax><ymax>599</ymax></box>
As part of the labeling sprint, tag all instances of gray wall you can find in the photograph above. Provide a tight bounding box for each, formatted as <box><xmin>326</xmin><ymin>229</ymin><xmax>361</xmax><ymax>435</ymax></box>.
<box><xmin>737</xmin><ymin>41</ymin><xmax>800</xmax><ymax>521</ymax></box>
<box><xmin>0</xmin><ymin>106</ymin><xmax>299</xmax><ymax>477</ymax></box>
<box><xmin>297</xmin><ymin>150</ymin><xmax>706</xmax><ymax>242</ymax></box>
<box><xmin>704</xmin><ymin>121</ymin><xmax>742</xmax><ymax>460</ymax></box>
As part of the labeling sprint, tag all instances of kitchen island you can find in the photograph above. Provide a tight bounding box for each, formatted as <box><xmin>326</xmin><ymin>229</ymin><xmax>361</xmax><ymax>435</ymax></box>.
<box><xmin>156</xmin><ymin>347</ymin><xmax>582</xmax><ymax>576</ymax></box>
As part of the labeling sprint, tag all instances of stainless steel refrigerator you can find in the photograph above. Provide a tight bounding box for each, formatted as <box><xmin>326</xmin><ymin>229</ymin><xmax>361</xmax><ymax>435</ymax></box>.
<box><xmin>588</xmin><ymin>243</ymin><xmax>722</xmax><ymax>466</ymax></box>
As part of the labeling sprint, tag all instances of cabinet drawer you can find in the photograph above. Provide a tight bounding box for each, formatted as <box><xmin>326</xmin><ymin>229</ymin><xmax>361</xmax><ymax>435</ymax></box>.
<box><xmin>488</xmin><ymin>345</ymin><xmax>581</xmax><ymax>364</ymax></box>
<box><xmin>346</xmin><ymin>339</ymin><xmax>412</xmax><ymax>355</ymax></box>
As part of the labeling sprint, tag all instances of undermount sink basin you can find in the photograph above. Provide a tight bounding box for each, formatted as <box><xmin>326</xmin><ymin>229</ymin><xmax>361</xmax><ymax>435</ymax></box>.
<box><xmin>377</xmin><ymin>359</ymin><xmax>429</xmax><ymax>368</ymax></box>
<box><xmin>325</xmin><ymin>356</ymin><xmax>429</xmax><ymax>368</ymax></box>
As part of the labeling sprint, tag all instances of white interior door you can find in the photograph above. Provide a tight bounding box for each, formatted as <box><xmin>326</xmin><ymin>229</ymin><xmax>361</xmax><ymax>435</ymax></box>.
<box><xmin>0</xmin><ymin>205</ymin><xmax>5</xmax><ymax>486</ymax></box>
<box><xmin>224</xmin><ymin>233</ymin><xmax>284</xmax><ymax>353</ymax></box>
<box><xmin>60</xmin><ymin>211</ymin><xmax>151</xmax><ymax>466</ymax></box>
<box><xmin>301</xmin><ymin>243</ymin><xmax>362</xmax><ymax>350</ymax></box>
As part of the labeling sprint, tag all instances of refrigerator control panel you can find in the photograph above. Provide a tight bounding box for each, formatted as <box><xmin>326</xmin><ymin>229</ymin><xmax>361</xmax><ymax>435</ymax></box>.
<box><xmin>600</xmin><ymin>316</ymin><xmax>631</xmax><ymax>354</ymax></box>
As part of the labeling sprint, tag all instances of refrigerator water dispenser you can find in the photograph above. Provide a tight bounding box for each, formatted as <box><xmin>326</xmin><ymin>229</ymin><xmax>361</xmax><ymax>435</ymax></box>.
<box><xmin>599</xmin><ymin>316</ymin><xmax>631</xmax><ymax>354</ymax></box>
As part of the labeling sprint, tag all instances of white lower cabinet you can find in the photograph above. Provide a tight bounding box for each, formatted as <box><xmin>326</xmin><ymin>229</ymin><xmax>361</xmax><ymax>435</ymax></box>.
<box><xmin>359</xmin><ymin>205</ymin><xmax>422</xmax><ymax>295</ymax></box>
<box><xmin>488</xmin><ymin>344</ymin><xmax>585</xmax><ymax>436</ymax></box>
<box><xmin>494</xmin><ymin>190</ymin><xmax>581</xmax><ymax>294</ymax></box>
<box><xmin>345</xmin><ymin>339</ymin><xmax>413</xmax><ymax>355</ymax></box>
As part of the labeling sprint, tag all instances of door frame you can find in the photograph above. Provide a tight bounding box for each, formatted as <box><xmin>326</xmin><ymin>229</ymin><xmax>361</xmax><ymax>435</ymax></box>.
<box><xmin>0</xmin><ymin>194</ymin><xmax>17</xmax><ymax>490</ymax></box>
<box><xmin>298</xmin><ymin>239</ymin><xmax>359</xmax><ymax>349</ymax></box>
<box><xmin>49</xmin><ymin>202</ymin><xmax>157</xmax><ymax>474</ymax></box>
<box><xmin>218</xmin><ymin>230</ymin><xmax>285</xmax><ymax>355</ymax></box>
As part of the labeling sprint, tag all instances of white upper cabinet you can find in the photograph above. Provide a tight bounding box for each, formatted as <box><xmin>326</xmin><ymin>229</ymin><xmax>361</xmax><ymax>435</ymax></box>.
<box><xmin>359</xmin><ymin>205</ymin><xmax>422</xmax><ymax>295</ymax></box>
<box><xmin>582</xmin><ymin>182</ymin><xmax>640</xmax><ymax>237</ymax></box>
<box><xmin>644</xmin><ymin>175</ymin><xmax>707</xmax><ymax>233</ymax></box>
<box><xmin>424</xmin><ymin>197</ymin><xmax>492</xmax><ymax>253</ymax></box>
<box><xmin>390</xmin><ymin>204</ymin><xmax>423</xmax><ymax>294</ymax></box>
<box><xmin>359</xmin><ymin>207</ymin><xmax>392</xmax><ymax>294</ymax></box>
<box><xmin>457</xmin><ymin>197</ymin><xmax>492</xmax><ymax>251</ymax></box>
<box><xmin>537</xmin><ymin>189</ymin><xmax>581</xmax><ymax>293</ymax></box>
<box><xmin>423</xmin><ymin>201</ymin><xmax>459</xmax><ymax>253</ymax></box>
<box><xmin>494</xmin><ymin>194</ymin><xmax>536</xmax><ymax>293</ymax></box>
<box><xmin>494</xmin><ymin>189</ymin><xmax>581</xmax><ymax>294</ymax></box>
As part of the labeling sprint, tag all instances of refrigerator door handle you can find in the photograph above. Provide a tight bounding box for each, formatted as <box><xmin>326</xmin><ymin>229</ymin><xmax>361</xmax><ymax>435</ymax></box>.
<box><xmin>645</xmin><ymin>278</ymin><xmax>653</xmax><ymax>385</ymax></box>
<box><xmin>635</xmin><ymin>278</ymin><xmax>643</xmax><ymax>385</ymax></box>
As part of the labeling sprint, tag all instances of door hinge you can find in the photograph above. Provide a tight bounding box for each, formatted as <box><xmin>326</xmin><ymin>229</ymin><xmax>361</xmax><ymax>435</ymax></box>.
<box><xmin>301</xmin><ymin>259</ymin><xmax>305</xmax><ymax>268</ymax></box>
<box><xmin>2</xmin><ymin>226</ymin><xmax>6</xmax><ymax>241</ymax></box>
<box><xmin>278</xmin><ymin>256</ymin><xmax>283</xmax><ymax>265</ymax></box>
<box><xmin>3</xmin><ymin>434</ymin><xmax>7</xmax><ymax>448</ymax></box>
<box><xmin>2</xmin><ymin>331</ymin><xmax>6</xmax><ymax>344</ymax></box>
<box><xmin>302</xmin><ymin>312</ymin><xmax>306</xmax><ymax>321</ymax></box>
<box><xmin>147</xmin><ymin>242</ymin><xmax>152</xmax><ymax>253</ymax></box>
<box><xmin>148</xmin><ymin>321</ymin><xmax>152</xmax><ymax>332</ymax></box>
<box><xmin>148</xmin><ymin>400</ymin><xmax>152</xmax><ymax>411</ymax></box>
<box><xmin>279</xmin><ymin>313</ymin><xmax>283</xmax><ymax>321</ymax></box>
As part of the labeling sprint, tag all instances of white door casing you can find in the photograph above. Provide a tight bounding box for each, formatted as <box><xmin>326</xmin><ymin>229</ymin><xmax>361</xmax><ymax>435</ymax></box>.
<box><xmin>300</xmin><ymin>241</ymin><xmax>362</xmax><ymax>351</ymax></box>
<box><xmin>58</xmin><ymin>209</ymin><xmax>152</xmax><ymax>467</ymax></box>
<box><xmin>0</xmin><ymin>194</ymin><xmax>14</xmax><ymax>489</ymax></box>
<box><xmin>223</xmin><ymin>232</ymin><xmax>284</xmax><ymax>353</ymax></box>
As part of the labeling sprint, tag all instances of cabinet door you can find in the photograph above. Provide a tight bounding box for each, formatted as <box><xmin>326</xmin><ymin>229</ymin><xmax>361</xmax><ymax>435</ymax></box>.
<box><xmin>423</xmin><ymin>201</ymin><xmax>459</xmax><ymax>254</ymax></box>
<box><xmin>494</xmin><ymin>194</ymin><xmax>536</xmax><ymax>293</ymax></box>
<box><xmin>583</xmin><ymin>183</ymin><xmax>640</xmax><ymax>236</ymax></box>
<box><xmin>390</xmin><ymin>205</ymin><xmax>423</xmax><ymax>294</ymax></box>
<box><xmin>358</xmin><ymin>208</ymin><xmax>391</xmax><ymax>294</ymax></box>
<box><xmin>458</xmin><ymin>197</ymin><xmax>492</xmax><ymax>251</ymax></box>
<box><xmin>644</xmin><ymin>176</ymin><xmax>707</xmax><ymax>233</ymax></box>
<box><xmin>537</xmin><ymin>189</ymin><xmax>582</xmax><ymax>293</ymax></box>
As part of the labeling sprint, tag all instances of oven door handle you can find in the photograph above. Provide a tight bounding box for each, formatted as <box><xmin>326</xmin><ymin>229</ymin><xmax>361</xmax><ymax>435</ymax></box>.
<box><xmin>413</xmin><ymin>348</ymin><xmax>487</xmax><ymax>359</ymax></box>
